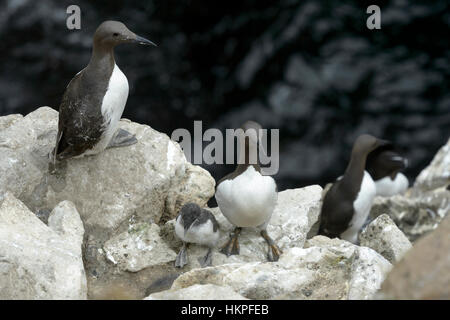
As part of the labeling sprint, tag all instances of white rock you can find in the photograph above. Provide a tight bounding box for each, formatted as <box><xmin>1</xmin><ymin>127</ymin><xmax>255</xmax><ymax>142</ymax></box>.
<box><xmin>103</xmin><ymin>223</ymin><xmax>177</xmax><ymax>272</ymax></box>
<box><xmin>360</xmin><ymin>214</ymin><xmax>412</xmax><ymax>263</ymax></box>
<box><xmin>170</xmin><ymin>236</ymin><xmax>391</xmax><ymax>300</ymax></box>
<box><xmin>370</xmin><ymin>186</ymin><xmax>449</xmax><ymax>241</ymax></box>
<box><xmin>0</xmin><ymin>107</ymin><xmax>215</xmax><ymax>232</ymax></box>
<box><xmin>145</xmin><ymin>284</ymin><xmax>248</xmax><ymax>300</ymax></box>
<box><xmin>414</xmin><ymin>137</ymin><xmax>450</xmax><ymax>192</ymax></box>
<box><xmin>0</xmin><ymin>193</ymin><xmax>87</xmax><ymax>299</ymax></box>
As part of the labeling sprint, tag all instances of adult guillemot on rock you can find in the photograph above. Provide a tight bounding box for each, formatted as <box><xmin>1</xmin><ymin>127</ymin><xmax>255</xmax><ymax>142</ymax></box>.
<box><xmin>52</xmin><ymin>21</ymin><xmax>156</xmax><ymax>163</ymax></box>
<box><xmin>174</xmin><ymin>203</ymin><xmax>220</xmax><ymax>268</ymax></box>
<box><xmin>318</xmin><ymin>134</ymin><xmax>390</xmax><ymax>244</ymax></box>
<box><xmin>215</xmin><ymin>121</ymin><xmax>281</xmax><ymax>261</ymax></box>
<box><xmin>366</xmin><ymin>144</ymin><xmax>409</xmax><ymax>197</ymax></box>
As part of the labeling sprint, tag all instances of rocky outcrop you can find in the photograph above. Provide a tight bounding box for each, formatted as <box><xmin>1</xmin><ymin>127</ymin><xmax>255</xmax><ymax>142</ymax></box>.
<box><xmin>378</xmin><ymin>215</ymin><xmax>450</xmax><ymax>299</ymax></box>
<box><xmin>370</xmin><ymin>181</ymin><xmax>449</xmax><ymax>243</ymax></box>
<box><xmin>169</xmin><ymin>236</ymin><xmax>391</xmax><ymax>300</ymax></box>
<box><xmin>145</xmin><ymin>284</ymin><xmax>248</xmax><ymax>300</ymax></box>
<box><xmin>0</xmin><ymin>107</ymin><xmax>215</xmax><ymax>232</ymax></box>
<box><xmin>414</xmin><ymin>137</ymin><xmax>450</xmax><ymax>192</ymax></box>
<box><xmin>0</xmin><ymin>193</ymin><xmax>87</xmax><ymax>299</ymax></box>
<box><xmin>369</xmin><ymin>137</ymin><xmax>449</xmax><ymax>242</ymax></box>
<box><xmin>0</xmin><ymin>108</ymin><xmax>447</xmax><ymax>300</ymax></box>
<box><xmin>0</xmin><ymin>107</ymin><xmax>215</xmax><ymax>299</ymax></box>
<box><xmin>360</xmin><ymin>214</ymin><xmax>412</xmax><ymax>264</ymax></box>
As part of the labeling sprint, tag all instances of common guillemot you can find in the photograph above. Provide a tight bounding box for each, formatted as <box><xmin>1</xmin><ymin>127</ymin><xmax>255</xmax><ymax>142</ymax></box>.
<box><xmin>215</xmin><ymin>121</ymin><xmax>282</xmax><ymax>261</ymax></box>
<box><xmin>366</xmin><ymin>144</ymin><xmax>409</xmax><ymax>197</ymax></box>
<box><xmin>174</xmin><ymin>203</ymin><xmax>220</xmax><ymax>268</ymax></box>
<box><xmin>318</xmin><ymin>134</ymin><xmax>390</xmax><ymax>244</ymax></box>
<box><xmin>52</xmin><ymin>21</ymin><xmax>156</xmax><ymax>163</ymax></box>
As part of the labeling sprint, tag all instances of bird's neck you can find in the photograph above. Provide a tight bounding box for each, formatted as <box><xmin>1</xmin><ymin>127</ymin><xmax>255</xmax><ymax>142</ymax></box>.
<box><xmin>236</xmin><ymin>142</ymin><xmax>261</xmax><ymax>173</ymax></box>
<box><xmin>88</xmin><ymin>44</ymin><xmax>115</xmax><ymax>72</ymax></box>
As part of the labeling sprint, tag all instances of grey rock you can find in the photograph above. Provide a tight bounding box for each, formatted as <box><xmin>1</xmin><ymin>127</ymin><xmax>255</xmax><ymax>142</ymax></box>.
<box><xmin>0</xmin><ymin>107</ymin><xmax>215</xmax><ymax>232</ymax></box>
<box><xmin>103</xmin><ymin>223</ymin><xmax>177</xmax><ymax>272</ymax></box>
<box><xmin>360</xmin><ymin>214</ymin><xmax>412</xmax><ymax>263</ymax></box>
<box><xmin>170</xmin><ymin>236</ymin><xmax>391</xmax><ymax>300</ymax></box>
<box><xmin>377</xmin><ymin>215</ymin><xmax>450</xmax><ymax>299</ymax></box>
<box><xmin>414</xmin><ymin>137</ymin><xmax>450</xmax><ymax>192</ymax></box>
<box><xmin>145</xmin><ymin>284</ymin><xmax>248</xmax><ymax>300</ymax></box>
<box><xmin>0</xmin><ymin>193</ymin><xmax>87</xmax><ymax>299</ymax></box>
<box><xmin>370</xmin><ymin>186</ymin><xmax>449</xmax><ymax>242</ymax></box>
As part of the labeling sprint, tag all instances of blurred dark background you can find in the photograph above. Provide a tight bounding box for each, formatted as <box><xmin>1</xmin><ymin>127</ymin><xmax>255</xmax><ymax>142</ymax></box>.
<box><xmin>0</xmin><ymin>0</ymin><xmax>449</xmax><ymax>192</ymax></box>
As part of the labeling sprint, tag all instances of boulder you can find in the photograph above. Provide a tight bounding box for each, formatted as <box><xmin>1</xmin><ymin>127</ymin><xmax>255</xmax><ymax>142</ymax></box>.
<box><xmin>378</xmin><ymin>215</ymin><xmax>450</xmax><ymax>299</ymax></box>
<box><xmin>170</xmin><ymin>236</ymin><xmax>391</xmax><ymax>300</ymax></box>
<box><xmin>145</xmin><ymin>284</ymin><xmax>248</xmax><ymax>300</ymax></box>
<box><xmin>360</xmin><ymin>214</ymin><xmax>412</xmax><ymax>263</ymax></box>
<box><xmin>0</xmin><ymin>107</ymin><xmax>215</xmax><ymax>232</ymax></box>
<box><xmin>414</xmin><ymin>137</ymin><xmax>450</xmax><ymax>192</ymax></box>
<box><xmin>103</xmin><ymin>223</ymin><xmax>177</xmax><ymax>272</ymax></box>
<box><xmin>370</xmin><ymin>186</ymin><xmax>449</xmax><ymax>241</ymax></box>
<box><xmin>0</xmin><ymin>107</ymin><xmax>215</xmax><ymax>299</ymax></box>
<box><xmin>0</xmin><ymin>192</ymin><xmax>87</xmax><ymax>299</ymax></box>
<box><xmin>163</xmin><ymin>185</ymin><xmax>323</xmax><ymax>270</ymax></box>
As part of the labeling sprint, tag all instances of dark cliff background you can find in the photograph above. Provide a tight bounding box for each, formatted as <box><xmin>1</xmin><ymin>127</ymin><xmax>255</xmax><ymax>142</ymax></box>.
<box><xmin>0</xmin><ymin>0</ymin><xmax>449</xmax><ymax>192</ymax></box>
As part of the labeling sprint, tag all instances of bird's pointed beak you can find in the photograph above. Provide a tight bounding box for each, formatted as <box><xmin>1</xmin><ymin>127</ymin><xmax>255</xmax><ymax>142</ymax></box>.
<box><xmin>134</xmin><ymin>34</ymin><xmax>157</xmax><ymax>46</ymax></box>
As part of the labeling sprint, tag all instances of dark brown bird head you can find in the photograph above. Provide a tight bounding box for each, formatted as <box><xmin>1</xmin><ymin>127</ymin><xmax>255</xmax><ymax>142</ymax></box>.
<box><xmin>93</xmin><ymin>21</ymin><xmax>156</xmax><ymax>48</ymax></box>
<box><xmin>352</xmin><ymin>134</ymin><xmax>391</xmax><ymax>156</ymax></box>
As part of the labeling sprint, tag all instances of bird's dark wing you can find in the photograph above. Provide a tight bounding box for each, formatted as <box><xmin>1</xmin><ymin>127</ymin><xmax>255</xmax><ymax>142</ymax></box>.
<box><xmin>55</xmin><ymin>70</ymin><xmax>106</xmax><ymax>161</ymax></box>
<box><xmin>196</xmin><ymin>208</ymin><xmax>220</xmax><ymax>232</ymax></box>
<box><xmin>318</xmin><ymin>181</ymin><xmax>355</xmax><ymax>238</ymax></box>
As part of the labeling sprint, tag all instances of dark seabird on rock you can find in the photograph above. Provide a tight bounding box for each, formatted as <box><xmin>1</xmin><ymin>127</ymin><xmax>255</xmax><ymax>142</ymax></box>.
<box><xmin>174</xmin><ymin>203</ymin><xmax>220</xmax><ymax>268</ymax></box>
<box><xmin>215</xmin><ymin>121</ymin><xmax>282</xmax><ymax>261</ymax></box>
<box><xmin>52</xmin><ymin>21</ymin><xmax>156</xmax><ymax>163</ymax></box>
<box><xmin>318</xmin><ymin>134</ymin><xmax>390</xmax><ymax>244</ymax></box>
<box><xmin>366</xmin><ymin>144</ymin><xmax>409</xmax><ymax>197</ymax></box>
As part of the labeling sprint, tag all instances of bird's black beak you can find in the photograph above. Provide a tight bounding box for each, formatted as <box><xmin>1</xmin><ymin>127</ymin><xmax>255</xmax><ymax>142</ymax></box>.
<box><xmin>134</xmin><ymin>35</ymin><xmax>157</xmax><ymax>46</ymax></box>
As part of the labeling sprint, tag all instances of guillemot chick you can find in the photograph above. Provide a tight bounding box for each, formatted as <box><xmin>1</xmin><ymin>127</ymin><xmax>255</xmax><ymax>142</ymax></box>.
<box><xmin>319</xmin><ymin>134</ymin><xmax>390</xmax><ymax>244</ymax></box>
<box><xmin>366</xmin><ymin>144</ymin><xmax>409</xmax><ymax>197</ymax></box>
<box><xmin>52</xmin><ymin>21</ymin><xmax>156</xmax><ymax>163</ymax></box>
<box><xmin>215</xmin><ymin>121</ymin><xmax>281</xmax><ymax>261</ymax></box>
<box><xmin>174</xmin><ymin>203</ymin><xmax>220</xmax><ymax>268</ymax></box>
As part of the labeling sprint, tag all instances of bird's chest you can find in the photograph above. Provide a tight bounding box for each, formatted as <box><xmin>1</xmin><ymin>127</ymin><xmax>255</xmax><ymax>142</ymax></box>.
<box><xmin>350</xmin><ymin>171</ymin><xmax>377</xmax><ymax>226</ymax></box>
<box><xmin>215</xmin><ymin>166</ymin><xmax>277</xmax><ymax>227</ymax></box>
<box><xmin>100</xmin><ymin>64</ymin><xmax>129</xmax><ymax>133</ymax></box>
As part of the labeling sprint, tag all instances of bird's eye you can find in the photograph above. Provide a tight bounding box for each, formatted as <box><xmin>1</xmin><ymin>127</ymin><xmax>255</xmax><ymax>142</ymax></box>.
<box><xmin>113</xmin><ymin>33</ymin><xmax>119</xmax><ymax>37</ymax></box>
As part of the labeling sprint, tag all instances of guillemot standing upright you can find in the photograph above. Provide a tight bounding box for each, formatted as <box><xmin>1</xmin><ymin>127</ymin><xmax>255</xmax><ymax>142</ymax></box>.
<box><xmin>215</xmin><ymin>121</ymin><xmax>282</xmax><ymax>261</ymax></box>
<box><xmin>366</xmin><ymin>144</ymin><xmax>409</xmax><ymax>197</ymax></box>
<box><xmin>174</xmin><ymin>203</ymin><xmax>220</xmax><ymax>268</ymax></box>
<box><xmin>52</xmin><ymin>21</ymin><xmax>156</xmax><ymax>163</ymax></box>
<box><xmin>318</xmin><ymin>134</ymin><xmax>390</xmax><ymax>244</ymax></box>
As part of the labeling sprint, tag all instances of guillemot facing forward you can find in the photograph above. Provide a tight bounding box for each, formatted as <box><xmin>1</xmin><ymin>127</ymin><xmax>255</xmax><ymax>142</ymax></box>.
<box><xmin>53</xmin><ymin>21</ymin><xmax>156</xmax><ymax>162</ymax></box>
<box><xmin>319</xmin><ymin>134</ymin><xmax>390</xmax><ymax>244</ymax></box>
<box><xmin>174</xmin><ymin>203</ymin><xmax>220</xmax><ymax>268</ymax></box>
<box><xmin>215</xmin><ymin>121</ymin><xmax>281</xmax><ymax>261</ymax></box>
<box><xmin>366</xmin><ymin>144</ymin><xmax>409</xmax><ymax>197</ymax></box>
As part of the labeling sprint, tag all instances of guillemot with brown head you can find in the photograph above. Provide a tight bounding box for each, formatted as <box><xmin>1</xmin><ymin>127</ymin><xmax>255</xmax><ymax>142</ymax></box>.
<box><xmin>52</xmin><ymin>21</ymin><xmax>156</xmax><ymax>163</ymax></box>
<box><xmin>318</xmin><ymin>134</ymin><xmax>390</xmax><ymax>244</ymax></box>
<box><xmin>215</xmin><ymin>121</ymin><xmax>282</xmax><ymax>261</ymax></box>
